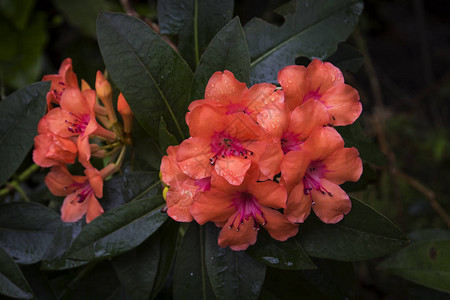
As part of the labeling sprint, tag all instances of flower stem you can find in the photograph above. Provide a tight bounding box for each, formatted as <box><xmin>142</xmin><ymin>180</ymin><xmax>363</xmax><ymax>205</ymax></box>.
<box><xmin>0</xmin><ymin>164</ymin><xmax>40</xmax><ymax>199</ymax></box>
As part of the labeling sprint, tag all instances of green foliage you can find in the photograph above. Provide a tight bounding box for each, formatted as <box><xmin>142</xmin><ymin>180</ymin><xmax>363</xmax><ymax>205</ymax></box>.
<box><xmin>0</xmin><ymin>246</ymin><xmax>33</xmax><ymax>299</ymax></box>
<box><xmin>0</xmin><ymin>81</ymin><xmax>49</xmax><ymax>185</ymax></box>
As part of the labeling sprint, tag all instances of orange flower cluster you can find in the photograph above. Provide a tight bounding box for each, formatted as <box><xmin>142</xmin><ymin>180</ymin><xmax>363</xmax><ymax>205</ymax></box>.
<box><xmin>160</xmin><ymin>59</ymin><xmax>363</xmax><ymax>250</ymax></box>
<box><xmin>34</xmin><ymin>59</ymin><xmax>133</xmax><ymax>223</ymax></box>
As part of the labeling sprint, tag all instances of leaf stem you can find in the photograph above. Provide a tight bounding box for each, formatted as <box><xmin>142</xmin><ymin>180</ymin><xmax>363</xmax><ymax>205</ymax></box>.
<box><xmin>0</xmin><ymin>164</ymin><xmax>40</xmax><ymax>199</ymax></box>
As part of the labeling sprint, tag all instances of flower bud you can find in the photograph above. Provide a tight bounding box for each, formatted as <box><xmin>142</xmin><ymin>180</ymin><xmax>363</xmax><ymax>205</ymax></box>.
<box><xmin>117</xmin><ymin>93</ymin><xmax>134</xmax><ymax>134</ymax></box>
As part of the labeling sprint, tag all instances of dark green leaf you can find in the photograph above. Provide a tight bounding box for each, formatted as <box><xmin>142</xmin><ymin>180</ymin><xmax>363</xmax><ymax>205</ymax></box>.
<box><xmin>68</xmin><ymin>196</ymin><xmax>167</xmax><ymax>261</ymax></box>
<box><xmin>378</xmin><ymin>230</ymin><xmax>450</xmax><ymax>293</ymax></box>
<box><xmin>131</xmin><ymin>120</ymin><xmax>163</xmax><ymax>171</ymax></box>
<box><xmin>158</xmin><ymin>117</ymin><xmax>178</xmax><ymax>153</ymax></box>
<box><xmin>191</xmin><ymin>17</ymin><xmax>250</xmax><ymax>101</ymax></box>
<box><xmin>0</xmin><ymin>247</ymin><xmax>33</xmax><ymax>299</ymax></box>
<box><xmin>0</xmin><ymin>81</ymin><xmax>49</xmax><ymax>185</ymax></box>
<box><xmin>158</xmin><ymin>0</ymin><xmax>234</xmax><ymax>69</ymax></box>
<box><xmin>245</xmin><ymin>0</ymin><xmax>363</xmax><ymax>84</ymax></box>
<box><xmin>52</xmin><ymin>0</ymin><xmax>111</xmax><ymax>37</ymax></box>
<box><xmin>297</xmin><ymin>198</ymin><xmax>409</xmax><ymax>261</ymax></box>
<box><xmin>173</xmin><ymin>223</ymin><xmax>215</xmax><ymax>300</ymax></box>
<box><xmin>113</xmin><ymin>233</ymin><xmax>160</xmax><ymax>300</ymax></box>
<box><xmin>0</xmin><ymin>0</ymin><xmax>35</xmax><ymax>30</ymax></box>
<box><xmin>0</xmin><ymin>202</ymin><xmax>61</xmax><ymax>264</ymax></box>
<box><xmin>328</xmin><ymin>43</ymin><xmax>364</xmax><ymax>73</ymax></box>
<box><xmin>204</xmin><ymin>223</ymin><xmax>266</xmax><ymax>300</ymax></box>
<box><xmin>150</xmin><ymin>220</ymin><xmax>180</xmax><ymax>299</ymax></box>
<box><xmin>336</xmin><ymin>121</ymin><xmax>387</xmax><ymax>166</ymax></box>
<box><xmin>41</xmin><ymin>221</ymin><xmax>87</xmax><ymax>271</ymax></box>
<box><xmin>246</xmin><ymin>229</ymin><xmax>316</xmax><ymax>270</ymax></box>
<box><xmin>102</xmin><ymin>171</ymin><xmax>161</xmax><ymax>211</ymax></box>
<box><xmin>97</xmin><ymin>12</ymin><xmax>193</xmax><ymax>140</ymax></box>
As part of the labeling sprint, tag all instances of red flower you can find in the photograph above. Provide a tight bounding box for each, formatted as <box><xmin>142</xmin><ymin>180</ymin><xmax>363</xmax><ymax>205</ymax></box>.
<box><xmin>45</xmin><ymin>164</ymin><xmax>116</xmax><ymax>223</ymax></box>
<box><xmin>278</xmin><ymin>59</ymin><xmax>362</xmax><ymax>126</ymax></box>
<box><xmin>42</xmin><ymin>58</ymin><xmax>78</xmax><ymax>109</ymax></box>
<box><xmin>191</xmin><ymin>168</ymin><xmax>298</xmax><ymax>251</ymax></box>
<box><xmin>281</xmin><ymin>126</ymin><xmax>363</xmax><ymax>223</ymax></box>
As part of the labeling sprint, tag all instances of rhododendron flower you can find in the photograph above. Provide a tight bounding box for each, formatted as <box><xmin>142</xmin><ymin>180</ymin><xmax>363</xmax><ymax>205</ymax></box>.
<box><xmin>45</xmin><ymin>87</ymin><xmax>116</xmax><ymax>166</ymax></box>
<box><xmin>281</xmin><ymin>126</ymin><xmax>363</xmax><ymax>223</ymax></box>
<box><xmin>42</xmin><ymin>58</ymin><xmax>78</xmax><ymax>109</ymax></box>
<box><xmin>177</xmin><ymin>106</ymin><xmax>268</xmax><ymax>185</ymax></box>
<box><xmin>190</xmin><ymin>168</ymin><xmax>298</xmax><ymax>251</ymax></box>
<box><xmin>117</xmin><ymin>93</ymin><xmax>134</xmax><ymax>135</ymax></box>
<box><xmin>161</xmin><ymin>145</ymin><xmax>211</xmax><ymax>222</ymax></box>
<box><xmin>45</xmin><ymin>164</ymin><xmax>116</xmax><ymax>223</ymax></box>
<box><xmin>278</xmin><ymin>59</ymin><xmax>362</xmax><ymax>126</ymax></box>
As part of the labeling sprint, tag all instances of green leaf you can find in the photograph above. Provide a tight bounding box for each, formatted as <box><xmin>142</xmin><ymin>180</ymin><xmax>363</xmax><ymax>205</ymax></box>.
<box><xmin>158</xmin><ymin>117</ymin><xmax>178</xmax><ymax>153</ymax></box>
<box><xmin>296</xmin><ymin>198</ymin><xmax>409</xmax><ymax>261</ymax></box>
<box><xmin>158</xmin><ymin>0</ymin><xmax>234</xmax><ymax>69</ymax></box>
<box><xmin>51</xmin><ymin>0</ymin><xmax>111</xmax><ymax>37</ymax></box>
<box><xmin>245</xmin><ymin>0</ymin><xmax>363</xmax><ymax>84</ymax></box>
<box><xmin>378</xmin><ymin>230</ymin><xmax>450</xmax><ymax>293</ymax></box>
<box><xmin>246</xmin><ymin>229</ymin><xmax>316</xmax><ymax>270</ymax></box>
<box><xmin>0</xmin><ymin>247</ymin><xmax>33</xmax><ymax>299</ymax></box>
<box><xmin>336</xmin><ymin>121</ymin><xmax>387</xmax><ymax>166</ymax></box>
<box><xmin>173</xmin><ymin>223</ymin><xmax>215</xmax><ymax>300</ymax></box>
<box><xmin>205</xmin><ymin>223</ymin><xmax>266</xmax><ymax>300</ymax></box>
<box><xmin>150</xmin><ymin>220</ymin><xmax>180</xmax><ymax>299</ymax></box>
<box><xmin>68</xmin><ymin>196</ymin><xmax>168</xmax><ymax>261</ymax></box>
<box><xmin>131</xmin><ymin>120</ymin><xmax>163</xmax><ymax>171</ymax></box>
<box><xmin>0</xmin><ymin>0</ymin><xmax>35</xmax><ymax>30</ymax></box>
<box><xmin>41</xmin><ymin>221</ymin><xmax>88</xmax><ymax>271</ymax></box>
<box><xmin>328</xmin><ymin>43</ymin><xmax>364</xmax><ymax>73</ymax></box>
<box><xmin>101</xmin><ymin>171</ymin><xmax>161</xmax><ymax>211</ymax></box>
<box><xmin>0</xmin><ymin>202</ymin><xmax>61</xmax><ymax>264</ymax></box>
<box><xmin>97</xmin><ymin>12</ymin><xmax>193</xmax><ymax>141</ymax></box>
<box><xmin>113</xmin><ymin>233</ymin><xmax>160</xmax><ymax>300</ymax></box>
<box><xmin>190</xmin><ymin>17</ymin><xmax>250</xmax><ymax>101</ymax></box>
<box><xmin>0</xmin><ymin>81</ymin><xmax>49</xmax><ymax>185</ymax></box>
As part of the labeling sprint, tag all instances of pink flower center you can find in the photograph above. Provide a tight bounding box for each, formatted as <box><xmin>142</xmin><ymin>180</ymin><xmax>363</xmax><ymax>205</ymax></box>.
<box><xmin>303</xmin><ymin>161</ymin><xmax>333</xmax><ymax>204</ymax></box>
<box><xmin>65</xmin><ymin>112</ymin><xmax>90</xmax><ymax>135</ymax></box>
<box><xmin>209</xmin><ymin>132</ymin><xmax>253</xmax><ymax>165</ymax></box>
<box><xmin>281</xmin><ymin>131</ymin><xmax>304</xmax><ymax>154</ymax></box>
<box><xmin>228</xmin><ymin>192</ymin><xmax>267</xmax><ymax>232</ymax></box>
<box><xmin>53</xmin><ymin>81</ymin><xmax>66</xmax><ymax>100</ymax></box>
<box><xmin>195</xmin><ymin>177</ymin><xmax>211</xmax><ymax>192</ymax></box>
<box><xmin>303</xmin><ymin>88</ymin><xmax>321</xmax><ymax>103</ymax></box>
<box><xmin>65</xmin><ymin>181</ymin><xmax>93</xmax><ymax>203</ymax></box>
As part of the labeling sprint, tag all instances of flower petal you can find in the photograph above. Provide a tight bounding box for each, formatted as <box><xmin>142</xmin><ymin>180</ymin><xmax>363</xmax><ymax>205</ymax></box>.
<box><xmin>258</xmin><ymin>207</ymin><xmax>298</xmax><ymax>241</ymax></box>
<box><xmin>280</xmin><ymin>151</ymin><xmax>310</xmax><ymax>192</ymax></box>
<box><xmin>215</xmin><ymin>155</ymin><xmax>252</xmax><ymax>186</ymax></box>
<box><xmin>45</xmin><ymin>165</ymin><xmax>75</xmax><ymax>196</ymax></box>
<box><xmin>166</xmin><ymin>173</ymin><xmax>198</xmax><ymax>222</ymax></box>
<box><xmin>248</xmin><ymin>180</ymin><xmax>286</xmax><ymax>210</ymax></box>
<box><xmin>177</xmin><ymin>137</ymin><xmax>212</xmax><ymax>180</ymax></box>
<box><xmin>61</xmin><ymin>192</ymin><xmax>89</xmax><ymax>223</ymax></box>
<box><xmin>258</xmin><ymin>143</ymin><xmax>283</xmax><ymax>180</ymax></box>
<box><xmin>311</xmin><ymin>179</ymin><xmax>351</xmax><ymax>224</ymax></box>
<box><xmin>302</xmin><ymin>126</ymin><xmax>344</xmax><ymax>161</ymax></box>
<box><xmin>160</xmin><ymin>145</ymin><xmax>181</xmax><ymax>185</ymax></box>
<box><xmin>278</xmin><ymin>65</ymin><xmax>308</xmax><ymax>110</ymax></box>
<box><xmin>190</xmin><ymin>189</ymin><xmax>236</xmax><ymax>224</ymax></box>
<box><xmin>287</xmin><ymin>100</ymin><xmax>329</xmax><ymax>140</ymax></box>
<box><xmin>285</xmin><ymin>181</ymin><xmax>312</xmax><ymax>223</ymax></box>
<box><xmin>205</xmin><ymin>70</ymin><xmax>247</xmax><ymax>104</ymax></box>
<box><xmin>320</xmin><ymin>84</ymin><xmax>362</xmax><ymax>126</ymax></box>
<box><xmin>218</xmin><ymin>212</ymin><xmax>258</xmax><ymax>251</ymax></box>
<box><xmin>306</xmin><ymin>59</ymin><xmax>344</xmax><ymax>95</ymax></box>
<box><xmin>323</xmin><ymin>147</ymin><xmax>363</xmax><ymax>185</ymax></box>
<box><xmin>85</xmin><ymin>195</ymin><xmax>104</xmax><ymax>223</ymax></box>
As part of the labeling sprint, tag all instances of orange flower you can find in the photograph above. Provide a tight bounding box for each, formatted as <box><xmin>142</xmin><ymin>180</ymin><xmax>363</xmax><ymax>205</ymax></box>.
<box><xmin>45</xmin><ymin>164</ymin><xmax>116</xmax><ymax>223</ymax></box>
<box><xmin>278</xmin><ymin>59</ymin><xmax>362</xmax><ymax>126</ymax></box>
<box><xmin>190</xmin><ymin>168</ymin><xmax>298</xmax><ymax>251</ymax></box>
<box><xmin>42</xmin><ymin>58</ymin><xmax>78</xmax><ymax>109</ymax></box>
<box><xmin>281</xmin><ymin>126</ymin><xmax>363</xmax><ymax>223</ymax></box>
<box><xmin>117</xmin><ymin>93</ymin><xmax>134</xmax><ymax>135</ymax></box>
<box><xmin>45</xmin><ymin>87</ymin><xmax>116</xmax><ymax>166</ymax></box>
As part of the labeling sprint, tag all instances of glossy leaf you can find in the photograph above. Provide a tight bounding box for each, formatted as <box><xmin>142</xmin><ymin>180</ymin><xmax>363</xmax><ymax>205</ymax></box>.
<box><xmin>41</xmin><ymin>221</ymin><xmax>87</xmax><ymax>271</ymax></box>
<box><xmin>246</xmin><ymin>229</ymin><xmax>316</xmax><ymax>270</ymax></box>
<box><xmin>0</xmin><ymin>81</ymin><xmax>49</xmax><ymax>185</ymax></box>
<box><xmin>131</xmin><ymin>120</ymin><xmax>163</xmax><ymax>171</ymax></box>
<box><xmin>296</xmin><ymin>198</ymin><xmax>409</xmax><ymax>261</ymax></box>
<box><xmin>150</xmin><ymin>220</ymin><xmax>180</xmax><ymax>299</ymax></box>
<box><xmin>101</xmin><ymin>171</ymin><xmax>161</xmax><ymax>211</ymax></box>
<box><xmin>97</xmin><ymin>12</ymin><xmax>193</xmax><ymax>140</ymax></box>
<box><xmin>245</xmin><ymin>0</ymin><xmax>363</xmax><ymax>84</ymax></box>
<box><xmin>0</xmin><ymin>202</ymin><xmax>61</xmax><ymax>264</ymax></box>
<box><xmin>68</xmin><ymin>196</ymin><xmax>167</xmax><ymax>261</ymax></box>
<box><xmin>158</xmin><ymin>117</ymin><xmax>178</xmax><ymax>153</ymax></box>
<box><xmin>173</xmin><ymin>223</ymin><xmax>215</xmax><ymax>300</ymax></box>
<box><xmin>113</xmin><ymin>233</ymin><xmax>160</xmax><ymax>300</ymax></box>
<box><xmin>191</xmin><ymin>17</ymin><xmax>250</xmax><ymax>100</ymax></box>
<box><xmin>378</xmin><ymin>230</ymin><xmax>450</xmax><ymax>293</ymax></box>
<box><xmin>0</xmin><ymin>247</ymin><xmax>33</xmax><ymax>299</ymax></box>
<box><xmin>205</xmin><ymin>224</ymin><xmax>266</xmax><ymax>300</ymax></box>
<box><xmin>158</xmin><ymin>0</ymin><xmax>234</xmax><ymax>69</ymax></box>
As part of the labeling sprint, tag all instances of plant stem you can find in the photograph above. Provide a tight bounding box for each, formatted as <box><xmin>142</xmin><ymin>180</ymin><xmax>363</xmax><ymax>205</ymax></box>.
<box><xmin>0</xmin><ymin>164</ymin><xmax>40</xmax><ymax>199</ymax></box>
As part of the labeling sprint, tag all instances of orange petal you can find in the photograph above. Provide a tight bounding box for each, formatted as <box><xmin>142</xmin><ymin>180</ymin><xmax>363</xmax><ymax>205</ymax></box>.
<box><xmin>248</xmin><ymin>180</ymin><xmax>286</xmax><ymax>210</ymax></box>
<box><xmin>60</xmin><ymin>88</ymin><xmax>90</xmax><ymax>117</ymax></box>
<box><xmin>85</xmin><ymin>195</ymin><xmax>104</xmax><ymax>223</ymax></box>
<box><xmin>214</xmin><ymin>155</ymin><xmax>251</xmax><ymax>186</ymax></box>
<box><xmin>190</xmin><ymin>189</ymin><xmax>236</xmax><ymax>224</ymax></box>
<box><xmin>257</xmin><ymin>101</ymin><xmax>289</xmax><ymax>138</ymax></box>
<box><xmin>218</xmin><ymin>211</ymin><xmax>258</xmax><ymax>251</ymax></box>
<box><xmin>188</xmin><ymin>105</ymin><xmax>226</xmax><ymax>138</ymax></box>
<box><xmin>33</xmin><ymin>134</ymin><xmax>77</xmax><ymax>167</ymax></box>
<box><xmin>205</xmin><ymin>70</ymin><xmax>247</xmax><ymax>104</ymax></box>
<box><xmin>320</xmin><ymin>84</ymin><xmax>362</xmax><ymax>126</ymax></box>
<box><xmin>306</xmin><ymin>59</ymin><xmax>344</xmax><ymax>95</ymax></box>
<box><xmin>44</xmin><ymin>165</ymin><xmax>75</xmax><ymax>196</ymax></box>
<box><xmin>160</xmin><ymin>145</ymin><xmax>181</xmax><ymax>185</ymax></box>
<box><xmin>287</xmin><ymin>100</ymin><xmax>329</xmax><ymax>140</ymax></box>
<box><xmin>258</xmin><ymin>143</ymin><xmax>283</xmax><ymax>180</ymax></box>
<box><xmin>302</xmin><ymin>126</ymin><xmax>344</xmax><ymax>161</ymax></box>
<box><xmin>258</xmin><ymin>207</ymin><xmax>298</xmax><ymax>241</ymax></box>
<box><xmin>285</xmin><ymin>181</ymin><xmax>311</xmax><ymax>223</ymax></box>
<box><xmin>77</xmin><ymin>135</ymin><xmax>92</xmax><ymax>168</ymax></box>
<box><xmin>61</xmin><ymin>192</ymin><xmax>89</xmax><ymax>223</ymax></box>
<box><xmin>45</xmin><ymin>108</ymin><xmax>77</xmax><ymax>138</ymax></box>
<box><xmin>166</xmin><ymin>173</ymin><xmax>197</xmax><ymax>222</ymax></box>
<box><xmin>322</xmin><ymin>147</ymin><xmax>363</xmax><ymax>185</ymax></box>
<box><xmin>244</xmin><ymin>83</ymin><xmax>281</xmax><ymax>115</ymax></box>
<box><xmin>311</xmin><ymin>179</ymin><xmax>351</xmax><ymax>224</ymax></box>
<box><xmin>177</xmin><ymin>137</ymin><xmax>212</xmax><ymax>179</ymax></box>
<box><xmin>84</xmin><ymin>167</ymin><xmax>103</xmax><ymax>198</ymax></box>
<box><xmin>278</xmin><ymin>65</ymin><xmax>308</xmax><ymax>110</ymax></box>
<box><xmin>280</xmin><ymin>150</ymin><xmax>310</xmax><ymax>191</ymax></box>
